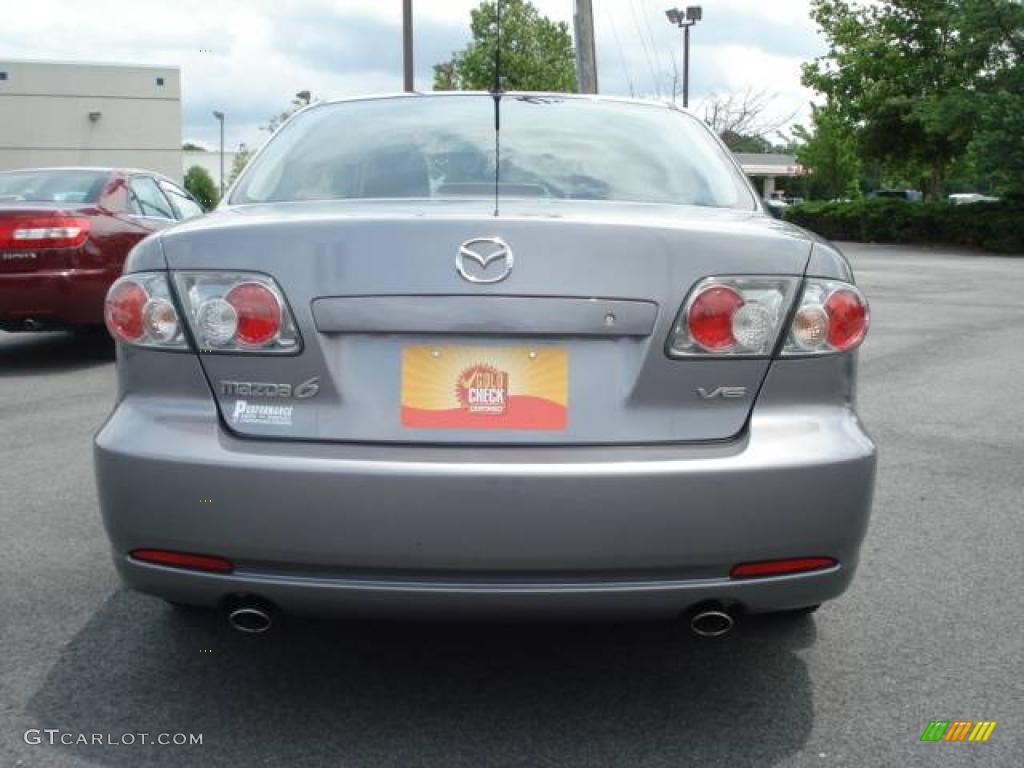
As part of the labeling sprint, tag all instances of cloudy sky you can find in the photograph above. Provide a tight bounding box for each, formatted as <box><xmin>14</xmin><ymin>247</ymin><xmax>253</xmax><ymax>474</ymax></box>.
<box><xmin>1</xmin><ymin>0</ymin><xmax>825</xmax><ymax>150</ymax></box>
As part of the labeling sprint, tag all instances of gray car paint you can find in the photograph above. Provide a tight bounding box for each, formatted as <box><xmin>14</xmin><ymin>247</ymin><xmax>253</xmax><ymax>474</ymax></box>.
<box><xmin>97</xmin><ymin>95</ymin><xmax>875</xmax><ymax>619</ymax></box>
<box><xmin>95</xmin><ymin>346</ymin><xmax>874</xmax><ymax>617</ymax></box>
<box><xmin>154</xmin><ymin>200</ymin><xmax>813</xmax><ymax>444</ymax></box>
<box><xmin>310</xmin><ymin>295</ymin><xmax>659</xmax><ymax>337</ymax></box>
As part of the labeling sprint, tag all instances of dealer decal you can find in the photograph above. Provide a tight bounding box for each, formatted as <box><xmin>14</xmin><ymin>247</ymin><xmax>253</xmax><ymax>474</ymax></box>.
<box><xmin>401</xmin><ymin>346</ymin><xmax>567</xmax><ymax>430</ymax></box>
<box><xmin>231</xmin><ymin>400</ymin><xmax>293</xmax><ymax>426</ymax></box>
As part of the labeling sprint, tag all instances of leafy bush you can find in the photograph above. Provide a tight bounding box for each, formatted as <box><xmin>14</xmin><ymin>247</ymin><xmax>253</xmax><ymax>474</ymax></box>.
<box><xmin>783</xmin><ymin>199</ymin><xmax>1024</xmax><ymax>254</ymax></box>
<box><xmin>183</xmin><ymin>165</ymin><xmax>219</xmax><ymax>211</ymax></box>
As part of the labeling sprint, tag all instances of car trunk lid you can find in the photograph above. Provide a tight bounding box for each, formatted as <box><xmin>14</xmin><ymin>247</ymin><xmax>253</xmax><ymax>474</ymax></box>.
<box><xmin>162</xmin><ymin>200</ymin><xmax>811</xmax><ymax>445</ymax></box>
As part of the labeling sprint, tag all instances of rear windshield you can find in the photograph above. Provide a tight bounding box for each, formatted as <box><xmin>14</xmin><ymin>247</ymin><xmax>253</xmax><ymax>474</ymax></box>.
<box><xmin>0</xmin><ymin>170</ymin><xmax>108</xmax><ymax>203</ymax></box>
<box><xmin>232</xmin><ymin>95</ymin><xmax>754</xmax><ymax>209</ymax></box>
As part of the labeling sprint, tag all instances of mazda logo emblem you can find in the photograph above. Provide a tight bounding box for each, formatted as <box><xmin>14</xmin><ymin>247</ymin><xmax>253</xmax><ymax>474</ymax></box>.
<box><xmin>456</xmin><ymin>237</ymin><xmax>514</xmax><ymax>284</ymax></box>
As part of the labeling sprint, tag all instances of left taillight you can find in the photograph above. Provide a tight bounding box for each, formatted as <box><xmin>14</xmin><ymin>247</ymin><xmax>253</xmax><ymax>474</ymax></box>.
<box><xmin>0</xmin><ymin>216</ymin><xmax>90</xmax><ymax>249</ymax></box>
<box><xmin>104</xmin><ymin>273</ymin><xmax>187</xmax><ymax>349</ymax></box>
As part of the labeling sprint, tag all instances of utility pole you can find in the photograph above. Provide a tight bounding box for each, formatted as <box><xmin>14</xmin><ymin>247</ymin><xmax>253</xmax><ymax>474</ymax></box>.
<box><xmin>402</xmin><ymin>0</ymin><xmax>414</xmax><ymax>92</ymax></box>
<box><xmin>212</xmin><ymin>110</ymin><xmax>225</xmax><ymax>197</ymax></box>
<box><xmin>574</xmin><ymin>0</ymin><xmax>598</xmax><ymax>94</ymax></box>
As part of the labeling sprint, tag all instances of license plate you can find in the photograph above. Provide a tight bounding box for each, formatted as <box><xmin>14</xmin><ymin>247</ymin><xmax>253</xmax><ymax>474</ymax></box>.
<box><xmin>401</xmin><ymin>345</ymin><xmax>568</xmax><ymax>430</ymax></box>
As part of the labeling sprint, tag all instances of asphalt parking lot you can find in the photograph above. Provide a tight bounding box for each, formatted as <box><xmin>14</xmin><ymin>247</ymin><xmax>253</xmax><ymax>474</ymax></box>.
<box><xmin>1</xmin><ymin>243</ymin><xmax>1021</xmax><ymax>767</ymax></box>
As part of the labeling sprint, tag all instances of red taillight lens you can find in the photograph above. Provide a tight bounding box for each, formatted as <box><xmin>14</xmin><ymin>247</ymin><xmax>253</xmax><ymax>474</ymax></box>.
<box><xmin>730</xmin><ymin>557</ymin><xmax>837</xmax><ymax>579</ymax></box>
<box><xmin>687</xmin><ymin>284</ymin><xmax>744</xmax><ymax>352</ymax></box>
<box><xmin>131</xmin><ymin>549</ymin><xmax>233</xmax><ymax>573</ymax></box>
<box><xmin>0</xmin><ymin>216</ymin><xmax>90</xmax><ymax>248</ymax></box>
<box><xmin>104</xmin><ymin>279</ymin><xmax>148</xmax><ymax>342</ymax></box>
<box><xmin>824</xmin><ymin>288</ymin><xmax>868</xmax><ymax>351</ymax></box>
<box><xmin>226</xmin><ymin>281</ymin><xmax>282</xmax><ymax>346</ymax></box>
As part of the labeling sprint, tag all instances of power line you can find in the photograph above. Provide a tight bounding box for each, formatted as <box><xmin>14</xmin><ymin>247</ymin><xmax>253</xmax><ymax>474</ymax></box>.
<box><xmin>628</xmin><ymin>0</ymin><xmax>660</xmax><ymax>97</ymax></box>
<box><xmin>602</xmin><ymin>0</ymin><xmax>636</xmax><ymax>97</ymax></box>
<box><xmin>644</xmin><ymin>0</ymin><xmax>680</xmax><ymax>101</ymax></box>
<box><xmin>641</xmin><ymin>0</ymin><xmax>673</xmax><ymax>95</ymax></box>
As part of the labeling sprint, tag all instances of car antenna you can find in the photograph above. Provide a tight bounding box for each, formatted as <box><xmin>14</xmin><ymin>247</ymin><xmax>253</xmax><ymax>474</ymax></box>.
<box><xmin>491</xmin><ymin>0</ymin><xmax>503</xmax><ymax>217</ymax></box>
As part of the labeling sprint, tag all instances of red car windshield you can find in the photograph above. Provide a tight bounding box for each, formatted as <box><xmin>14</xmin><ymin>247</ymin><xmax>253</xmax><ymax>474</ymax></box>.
<box><xmin>0</xmin><ymin>170</ymin><xmax>108</xmax><ymax>204</ymax></box>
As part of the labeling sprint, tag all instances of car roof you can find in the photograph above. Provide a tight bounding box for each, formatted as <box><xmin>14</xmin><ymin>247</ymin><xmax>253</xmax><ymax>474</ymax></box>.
<box><xmin>310</xmin><ymin>91</ymin><xmax>695</xmax><ymax>116</ymax></box>
<box><xmin>0</xmin><ymin>167</ymin><xmax>179</xmax><ymax>183</ymax></box>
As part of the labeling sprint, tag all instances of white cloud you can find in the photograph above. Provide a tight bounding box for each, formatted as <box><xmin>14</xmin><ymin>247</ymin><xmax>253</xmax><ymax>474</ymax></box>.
<box><xmin>0</xmin><ymin>0</ymin><xmax>823</xmax><ymax>149</ymax></box>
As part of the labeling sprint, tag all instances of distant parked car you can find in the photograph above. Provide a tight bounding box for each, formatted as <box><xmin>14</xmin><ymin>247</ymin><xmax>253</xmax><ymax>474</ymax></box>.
<box><xmin>762</xmin><ymin>197</ymin><xmax>789</xmax><ymax>218</ymax></box>
<box><xmin>948</xmin><ymin>193</ymin><xmax>1001</xmax><ymax>205</ymax></box>
<box><xmin>0</xmin><ymin>167</ymin><xmax>204</xmax><ymax>333</ymax></box>
<box><xmin>870</xmin><ymin>189</ymin><xmax>922</xmax><ymax>202</ymax></box>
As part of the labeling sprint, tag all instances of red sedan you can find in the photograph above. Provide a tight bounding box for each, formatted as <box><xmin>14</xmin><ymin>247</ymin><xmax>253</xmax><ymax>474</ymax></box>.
<box><xmin>0</xmin><ymin>167</ymin><xmax>205</xmax><ymax>332</ymax></box>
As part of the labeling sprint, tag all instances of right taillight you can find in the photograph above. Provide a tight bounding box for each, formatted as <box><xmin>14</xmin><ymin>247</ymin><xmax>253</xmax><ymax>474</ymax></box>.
<box><xmin>173</xmin><ymin>272</ymin><xmax>300</xmax><ymax>353</ymax></box>
<box><xmin>668</xmin><ymin>276</ymin><xmax>868</xmax><ymax>358</ymax></box>
<box><xmin>781</xmin><ymin>279</ymin><xmax>869</xmax><ymax>356</ymax></box>
<box><xmin>668</xmin><ymin>276</ymin><xmax>800</xmax><ymax>357</ymax></box>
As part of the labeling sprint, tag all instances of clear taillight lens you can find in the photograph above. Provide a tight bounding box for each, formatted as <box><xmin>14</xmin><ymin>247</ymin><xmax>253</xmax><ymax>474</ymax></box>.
<box><xmin>668</xmin><ymin>277</ymin><xmax>799</xmax><ymax>357</ymax></box>
<box><xmin>104</xmin><ymin>273</ymin><xmax>186</xmax><ymax>349</ymax></box>
<box><xmin>781</xmin><ymin>279</ymin><xmax>869</xmax><ymax>355</ymax></box>
<box><xmin>173</xmin><ymin>272</ymin><xmax>300</xmax><ymax>353</ymax></box>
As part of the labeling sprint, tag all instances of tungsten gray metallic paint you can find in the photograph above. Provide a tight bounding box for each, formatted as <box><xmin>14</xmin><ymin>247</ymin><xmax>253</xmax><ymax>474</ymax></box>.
<box><xmin>95</xmin><ymin>95</ymin><xmax>875</xmax><ymax>620</ymax></box>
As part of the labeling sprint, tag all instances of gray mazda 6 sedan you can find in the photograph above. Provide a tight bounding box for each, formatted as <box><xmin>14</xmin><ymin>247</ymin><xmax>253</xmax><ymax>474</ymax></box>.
<box><xmin>95</xmin><ymin>93</ymin><xmax>875</xmax><ymax>635</ymax></box>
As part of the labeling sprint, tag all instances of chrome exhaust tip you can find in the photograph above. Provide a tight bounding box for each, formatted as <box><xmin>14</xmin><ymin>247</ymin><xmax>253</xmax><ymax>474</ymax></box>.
<box><xmin>227</xmin><ymin>604</ymin><xmax>273</xmax><ymax>634</ymax></box>
<box><xmin>688</xmin><ymin>606</ymin><xmax>735</xmax><ymax>638</ymax></box>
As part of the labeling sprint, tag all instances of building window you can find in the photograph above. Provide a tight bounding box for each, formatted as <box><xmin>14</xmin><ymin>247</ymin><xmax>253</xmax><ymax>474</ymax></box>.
<box><xmin>156</xmin><ymin>77</ymin><xmax>164</xmax><ymax>86</ymax></box>
<box><xmin>0</xmin><ymin>72</ymin><xmax>8</xmax><ymax>81</ymax></box>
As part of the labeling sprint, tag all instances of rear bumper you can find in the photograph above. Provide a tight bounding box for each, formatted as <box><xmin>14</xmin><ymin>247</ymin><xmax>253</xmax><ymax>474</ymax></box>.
<box><xmin>95</xmin><ymin>394</ymin><xmax>876</xmax><ymax>619</ymax></box>
<box><xmin>0</xmin><ymin>267</ymin><xmax>111</xmax><ymax>328</ymax></box>
<box><xmin>116</xmin><ymin>556</ymin><xmax>855</xmax><ymax>620</ymax></box>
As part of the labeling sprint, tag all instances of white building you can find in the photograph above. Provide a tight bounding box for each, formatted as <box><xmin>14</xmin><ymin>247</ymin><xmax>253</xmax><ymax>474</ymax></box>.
<box><xmin>735</xmin><ymin>153</ymin><xmax>803</xmax><ymax>198</ymax></box>
<box><xmin>0</xmin><ymin>59</ymin><xmax>181</xmax><ymax>180</ymax></box>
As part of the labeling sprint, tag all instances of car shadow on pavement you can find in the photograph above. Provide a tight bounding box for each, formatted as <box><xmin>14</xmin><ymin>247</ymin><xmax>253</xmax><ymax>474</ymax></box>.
<box><xmin>0</xmin><ymin>330</ymin><xmax>113</xmax><ymax>375</ymax></box>
<box><xmin>25</xmin><ymin>590</ymin><xmax>817</xmax><ymax>767</ymax></box>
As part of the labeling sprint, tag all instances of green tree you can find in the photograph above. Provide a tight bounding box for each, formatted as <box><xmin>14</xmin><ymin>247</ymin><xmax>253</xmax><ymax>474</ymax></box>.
<box><xmin>264</xmin><ymin>92</ymin><xmax>317</xmax><ymax>134</ymax></box>
<box><xmin>183</xmin><ymin>165</ymin><xmax>218</xmax><ymax>210</ymax></box>
<box><xmin>969</xmin><ymin>90</ymin><xmax>1024</xmax><ymax>197</ymax></box>
<box><xmin>803</xmin><ymin>0</ymin><xmax>1022</xmax><ymax>201</ymax></box>
<box><xmin>227</xmin><ymin>145</ymin><xmax>252</xmax><ymax>186</ymax></box>
<box><xmin>963</xmin><ymin>0</ymin><xmax>1024</xmax><ymax>196</ymax></box>
<box><xmin>794</xmin><ymin>106</ymin><xmax>862</xmax><ymax>200</ymax></box>
<box><xmin>433</xmin><ymin>0</ymin><xmax>576</xmax><ymax>92</ymax></box>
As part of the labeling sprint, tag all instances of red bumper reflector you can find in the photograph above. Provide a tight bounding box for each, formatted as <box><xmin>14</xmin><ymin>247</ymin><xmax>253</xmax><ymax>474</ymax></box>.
<box><xmin>730</xmin><ymin>557</ymin><xmax>837</xmax><ymax>579</ymax></box>
<box><xmin>131</xmin><ymin>549</ymin><xmax>233</xmax><ymax>573</ymax></box>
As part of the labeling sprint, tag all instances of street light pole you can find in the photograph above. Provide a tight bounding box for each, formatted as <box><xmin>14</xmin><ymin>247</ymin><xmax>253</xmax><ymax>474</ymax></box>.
<box><xmin>683</xmin><ymin>23</ymin><xmax>690</xmax><ymax>108</ymax></box>
<box><xmin>212</xmin><ymin>110</ymin><xmax>225</xmax><ymax>198</ymax></box>
<box><xmin>665</xmin><ymin>6</ymin><xmax>703</xmax><ymax>108</ymax></box>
